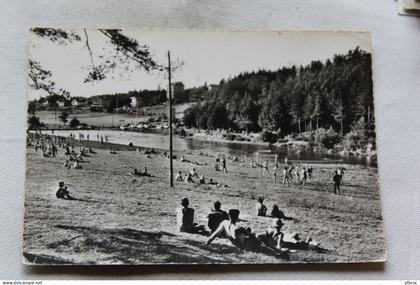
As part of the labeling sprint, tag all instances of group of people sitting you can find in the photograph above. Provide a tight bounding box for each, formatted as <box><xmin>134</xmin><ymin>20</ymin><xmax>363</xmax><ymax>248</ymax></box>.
<box><xmin>175</xmin><ymin>168</ymin><xmax>225</xmax><ymax>187</ymax></box>
<box><xmin>63</xmin><ymin>146</ymin><xmax>93</xmax><ymax>170</ymax></box>
<box><xmin>176</xmin><ymin>197</ymin><xmax>327</xmax><ymax>259</ymax></box>
<box><xmin>129</xmin><ymin>166</ymin><xmax>153</xmax><ymax>177</ymax></box>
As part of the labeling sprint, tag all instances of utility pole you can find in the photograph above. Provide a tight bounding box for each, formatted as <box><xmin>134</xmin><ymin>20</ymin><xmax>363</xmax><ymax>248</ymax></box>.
<box><xmin>168</xmin><ymin>51</ymin><xmax>174</xmax><ymax>187</ymax></box>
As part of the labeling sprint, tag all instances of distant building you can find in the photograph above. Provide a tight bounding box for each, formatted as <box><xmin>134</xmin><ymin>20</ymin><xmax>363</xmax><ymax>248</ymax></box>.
<box><xmin>71</xmin><ymin>98</ymin><xmax>86</xmax><ymax>107</ymax></box>
<box><xmin>57</xmin><ymin>99</ymin><xmax>65</xmax><ymax>107</ymax></box>
<box><xmin>90</xmin><ymin>96</ymin><xmax>113</xmax><ymax>111</ymax></box>
<box><xmin>130</xmin><ymin>96</ymin><xmax>138</xmax><ymax>108</ymax></box>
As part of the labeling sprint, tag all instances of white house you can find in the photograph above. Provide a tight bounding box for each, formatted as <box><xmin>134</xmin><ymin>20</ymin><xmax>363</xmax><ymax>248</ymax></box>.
<box><xmin>57</xmin><ymin>100</ymin><xmax>65</xmax><ymax>107</ymax></box>
<box><xmin>72</xmin><ymin>98</ymin><xmax>86</xmax><ymax>107</ymax></box>
<box><xmin>130</xmin><ymin>96</ymin><xmax>138</xmax><ymax>108</ymax></box>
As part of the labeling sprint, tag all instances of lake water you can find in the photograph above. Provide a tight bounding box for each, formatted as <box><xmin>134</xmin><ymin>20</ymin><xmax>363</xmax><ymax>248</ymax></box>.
<box><xmin>39</xmin><ymin>129</ymin><xmax>377</xmax><ymax>167</ymax></box>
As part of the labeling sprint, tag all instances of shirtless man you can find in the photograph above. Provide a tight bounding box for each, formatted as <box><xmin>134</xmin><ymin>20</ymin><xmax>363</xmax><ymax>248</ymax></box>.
<box><xmin>206</xmin><ymin>209</ymin><xmax>260</xmax><ymax>251</ymax></box>
<box><xmin>190</xmin><ymin>168</ymin><xmax>199</xmax><ymax>178</ymax></box>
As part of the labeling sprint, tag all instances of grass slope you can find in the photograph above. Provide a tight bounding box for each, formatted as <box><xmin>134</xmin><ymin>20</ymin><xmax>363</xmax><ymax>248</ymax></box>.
<box><xmin>23</xmin><ymin>138</ymin><xmax>386</xmax><ymax>264</ymax></box>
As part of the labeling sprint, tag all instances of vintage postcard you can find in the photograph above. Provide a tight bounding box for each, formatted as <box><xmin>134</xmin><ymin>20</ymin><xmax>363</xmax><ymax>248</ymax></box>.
<box><xmin>24</xmin><ymin>29</ymin><xmax>385</xmax><ymax>265</ymax></box>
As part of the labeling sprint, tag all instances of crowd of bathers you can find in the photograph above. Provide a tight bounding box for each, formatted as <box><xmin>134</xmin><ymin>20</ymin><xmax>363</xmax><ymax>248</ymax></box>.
<box><xmin>27</xmin><ymin>131</ymin><xmax>342</xmax><ymax>260</ymax></box>
<box><xmin>176</xmin><ymin>196</ymin><xmax>327</xmax><ymax>260</ymax></box>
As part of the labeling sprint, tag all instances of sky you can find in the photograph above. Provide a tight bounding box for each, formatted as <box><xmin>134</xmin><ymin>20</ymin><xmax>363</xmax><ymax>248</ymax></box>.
<box><xmin>27</xmin><ymin>30</ymin><xmax>372</xmax><ymax>100</ymax></box>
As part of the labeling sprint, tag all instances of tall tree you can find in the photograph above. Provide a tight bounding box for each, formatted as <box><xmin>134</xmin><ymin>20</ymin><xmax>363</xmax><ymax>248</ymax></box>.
<box><xmin>29</xmin><ymin>28</ymin><xmax>161</xmax><ymax>98</ymax></box>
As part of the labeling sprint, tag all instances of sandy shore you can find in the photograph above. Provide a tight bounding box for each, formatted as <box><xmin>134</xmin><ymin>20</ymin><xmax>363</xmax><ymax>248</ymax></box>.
<box><xmin>23</xmin><ymin>135</ymin><xmax>385</xmax><ymax>264</ymax></box>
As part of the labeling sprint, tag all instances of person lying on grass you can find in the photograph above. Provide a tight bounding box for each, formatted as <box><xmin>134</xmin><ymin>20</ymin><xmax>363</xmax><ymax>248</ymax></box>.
<box><xmin>180</xmin><ymin>155</ymin><xmax>190</xmax><ymax>163</ymax></box>
<box><xmin>206</xmin><ymin>209</ymin><xmax>290</xmax><ymax>260</ymax></box>
<box><xmin>176</xmin><ymin>198</ymin><xmax>207</xmax><ymax>234</ymax></box>
<box><xmin>56</xmin><ymin>182</ymin><xmax>75</xmax><ymax>200</ymax></box>
<box><xmin>258</xmin><ymin>218</ymin><xmax>327</xmax><ymax>253</ymax></box>
<box><xmin>256</xmin><ymin>219</ymin><xmax>290</xmax><ymax>254</ymax></box>
<box><xmin>130</xmin><ymin>167</ymin><xmax>153</xmax><ymax>177</ymax></box>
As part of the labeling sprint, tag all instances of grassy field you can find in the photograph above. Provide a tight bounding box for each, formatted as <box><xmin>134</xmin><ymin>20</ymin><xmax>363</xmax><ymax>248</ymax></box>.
<box><xmin>23</xmin><ymin>136</ymin><xmax>386</xmax><ymax>265</ymax></box>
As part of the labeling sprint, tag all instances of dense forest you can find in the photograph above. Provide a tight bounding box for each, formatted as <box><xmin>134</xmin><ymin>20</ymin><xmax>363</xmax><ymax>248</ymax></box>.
<box><xmin>182</xmin><ymin>47</ymin><xmax>375</xmax><ymax>148</ymax></box>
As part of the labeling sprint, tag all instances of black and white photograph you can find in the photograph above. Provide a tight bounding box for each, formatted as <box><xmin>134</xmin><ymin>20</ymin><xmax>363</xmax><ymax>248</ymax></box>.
<box><xmin>23</xmin><ymin>29</ymin><xmax>385</xmax><ymax>265</ymax></box>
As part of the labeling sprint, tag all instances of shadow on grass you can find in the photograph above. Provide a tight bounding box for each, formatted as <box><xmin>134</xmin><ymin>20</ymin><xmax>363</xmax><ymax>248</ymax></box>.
<box><xmin>25</xmin><ymin>224</ymin><xmax>247</xmax><ymax>265</ymax></box>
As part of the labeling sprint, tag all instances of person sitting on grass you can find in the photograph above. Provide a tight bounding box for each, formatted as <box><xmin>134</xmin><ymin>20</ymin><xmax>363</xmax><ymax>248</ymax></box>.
<box><xmin>269</xmin><ymin>205</ymin><xmax>295</xmax><ymax>220</ymax></box>
<box><xmin>175</xmin><ymin>171</ymin><xmax>184</xmax><ymax>182</ymax></box>
<box><xmin>42</xmin><ymin>149</ymin><xmax>50</xmax><ymax>158</ymax></box>
<box><xmin>77</xmin><ymin>154</ymin><xmax>84</xmax><ymax>163</ymax></box>
<box><xmin>88</xmin><ymin>147</ymin><xmax>96</xmax><ymax>154</ymax></box>
<box><xmin>180</xmin><ymin>155</ymin><xmax>190</xmax><ymax>163</ymax></box>
<box><xmin>206</xmin><ymin>209</ymin><xmax>289</xmax><ymax>259</ymax></box>
<box><xmin>215</xmin><ymin>157</ymin><xmax>220</xmax><ymax>171</ymax></box>
<box><xmin>176</xmin><ymin>198</ymin><xmax>206</xmax><ymax>234</ymax></box>
<box><xmin>63</xmin><ymin>160</ymin><xmax>71</xmax><ymax>169</ymax></box>
<box><xmin>208</xmin><ymin>178</ymin><xmax>218</xmax><ymax>185</ymax></box>
<box><xmin>199</xmin><ymin>174</ymin><xmax>205</xmax><ymax>184</ymax></box>
<box><xmin>256</xmin><ymin>197</ymin><xmax>268</xmax><ymax>217</ymax></box>
<box><xmin>56</xmin><ymin>182</ymin><xmax>75</xmax><ymax>200</ymax></box>
<box><xmin>131</xmin><ymin>166</ymin><xmax>153</xmax><ymax>177</ymax></box>
<box><xmin>73</xmin><ymin>161</ymin><xmax>82</xmax><ymax>169</ymax></box>
<box><xmin>109</xmin><ymin>148</ymin><xmax>117</xmax><ymax>155</ymax></box>
<box><xmin>270</xmin><ymin>205</ymin><xmax>286</xmax><ymax>219</ymax></box>
<box><xmin>190</xmin><ymin>168</ymin><xmax>199</xmax><ymax>178</ymax></box>
<box><xmin>184</xmin><ymin>173</ymin><xmax>194</xmax><ymax>183</ymax></box>
<box><xmin>141</xmin><ymin>166</ymin><xmax>151</xmax><ymax>176</ymax></box>
<box><xmin>207</xmin><ymin>201</ymin><xmax>229</xmax><ymax>233</ymax></box>
<box><xmin>256</xmin><ymin>219</ymin><xmax>290</xmax><ymax>254</ymax></box>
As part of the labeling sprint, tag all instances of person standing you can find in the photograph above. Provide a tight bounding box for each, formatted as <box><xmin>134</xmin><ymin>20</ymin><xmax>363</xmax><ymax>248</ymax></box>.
<box><xmin>282</xmin><ymin>166</ymin><xmax>290</xmax><ymax>187</ymax></box>
<box><xmin>222</xmin><ymin>156</ymin><xmax>227</xmax><ymax>173</ymax></box>
<box><xmin>272</xmin><ymin>164</ymin><xmax>278</xmax><ymax>183</ymax></box>
<box><xmin>301</xmin><ymin>167</ymin><xmax>308</xmax><ymax>188</ymax></box>
<box><xmin>262</xmin><ymin>160</ymin><xmax>269</xmax><ymax>176</ymax></box>
<box><xmin>307</xmin><ymin>166</ymin><xmax>313</xmax><ymax>182</ymax></box>
<box><xmin>333</xmin><ymin>170</ymin><xmax>341</xmax><ymax>195</ymax></box>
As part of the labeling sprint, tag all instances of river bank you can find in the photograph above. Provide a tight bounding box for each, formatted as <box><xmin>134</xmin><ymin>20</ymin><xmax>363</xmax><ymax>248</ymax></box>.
<box><xmin>33</xmin><ymin>128</ymin><xmax>377</xmax><ymax>167</ymax></box>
